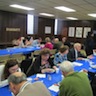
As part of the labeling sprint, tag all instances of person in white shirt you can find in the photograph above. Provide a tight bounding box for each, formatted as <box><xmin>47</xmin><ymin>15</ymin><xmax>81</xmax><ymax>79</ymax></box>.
<box><xmin>0</xmin><ymin>59</ymin><xmax>21</xmax><ymax>87</ymax></box>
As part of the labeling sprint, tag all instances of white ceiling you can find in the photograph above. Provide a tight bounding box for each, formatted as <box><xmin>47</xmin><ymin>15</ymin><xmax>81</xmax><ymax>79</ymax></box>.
<box><xmin>0</xmin><ymin>0</ymin><xmax>96</xmax><ymax>20</ymax></box>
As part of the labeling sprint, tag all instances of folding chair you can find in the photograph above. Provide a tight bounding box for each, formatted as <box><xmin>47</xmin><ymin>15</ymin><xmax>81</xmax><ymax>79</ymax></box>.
<box><xmin>0</xmin><ymin>55</ymin><xmax>10</xmax><ymax>64</ymax></box>
<box><xmin>10</xmin><ymin>53</ymin><xmax>25</xmax><ymax>64</ymax></box>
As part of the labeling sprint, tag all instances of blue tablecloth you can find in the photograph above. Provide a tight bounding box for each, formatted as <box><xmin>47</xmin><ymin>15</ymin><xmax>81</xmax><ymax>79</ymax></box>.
<box><xmin>74</xmin><ymin>56</ymin><xmax>96</xmax><ymax>73</ymax></box>
<box><xmin>0</xmin><ymin>71</ymin><xmax>62</xmax><ymax>96</ymax></box>
<box><xmin>0</xmin><ymin>46</ymin><xmax>40</xmax><ymax>56</ymax></box>
<box><xmin>0</xmin><ymin>57</ymin><xmax>96</xmax><ymax>96</ymax></box>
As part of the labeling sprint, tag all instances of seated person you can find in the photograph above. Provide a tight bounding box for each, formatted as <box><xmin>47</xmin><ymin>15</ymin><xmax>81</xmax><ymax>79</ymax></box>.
<box><xmin>51</xmin><ymin>36</ymin><xmax>55</xmax><ymax>45</ymax></box>
<box><xmin>8</xmin><ymin>72</ymin><xmax>51</xmax><ymax>96</ymax></box>
<box><xmin>12</xmin><ymin>37</ymin><xmax>25</xmax><ymax>48</ymax></box>
<box><xmin>53</xmin><ymin>38</ymin><xmax>63</xmax><ymax>52</ymax></box>
<box><xmin>93</xmin><ymin>45</ymin><xmax>96</xmax><ymax>55</ymax></box>
<box><xmin>80</xmin><ymin>44</ymin><xmax>87</xmax><ymax>56</ymax></box>
<box><xmin>24</xmin><ymin>36</ymin><xmax>33</xmax><ymax>47</ymax></box>
<box><xmin>54</xmin><ymin>46</ymin><xmax>69</xmax><ymax>66</ymax></box>
<box><xmin>59</xmin><ymin>61</ymin><xmax>93</xmax><ymax>96</ymax></box>
<box><xmin>12</xmin><ymin>39</ymin><xmax>18</xmax><ymax>46</ymax></box>
<box><xmin>67</xmin><ymin>43</ymin><xmax>87</xmax><ymax>62</ymax></box>
<box><xmin>0</xmin><ymin>59</ymin><xmax>21</xmax><ymax>87</ymax></box>
<box><xmin>32</xmin><ymin>37</ymin><xmax>42</xmax><ymax>47</ymax></box>
<box><xmin>17</xmin><ymin>37</ymin><xmax>25</xmax><ymax>47</ymax></box>
<box><xmin>44</xmin><ymin>37</ymin><xmax>53</xmax><ymax>50</ymax></box>
<box><xmin>62</xmin><ymin>37</ymin><xmax>71</xmax><ymax>48</ymax></box>
<box><xmin>33</xmin><ymin>48</ymin><xmax>57</xmax><ymax>74</ymax></box>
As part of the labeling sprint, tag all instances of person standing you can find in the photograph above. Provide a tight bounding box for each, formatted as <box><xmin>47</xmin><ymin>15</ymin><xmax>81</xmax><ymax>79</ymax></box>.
<box><xmin>84</xmin><ymin>32</ymin><xmax>94</xmax><ymax>55</ymax></box>
<box><xmin>62</xmin><ymin>37</ymin><xmax>71</xmax><ymax>48</ymax></box>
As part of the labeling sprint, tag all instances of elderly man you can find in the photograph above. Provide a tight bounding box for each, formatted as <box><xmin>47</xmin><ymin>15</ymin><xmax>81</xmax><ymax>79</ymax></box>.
<box><xmin>8</xmin><ymin>72</ymin><xmax>51</xmax><ymax>96</ymax></box>
<box><xmin>59</xmin><ymin>61</ymin><xmax>93</xmax><ymax>96</ymax></box>
<box><xmin>67</xmin><ymin>43</ymin><xmax>86</xmax><ymax>62</ymax></box>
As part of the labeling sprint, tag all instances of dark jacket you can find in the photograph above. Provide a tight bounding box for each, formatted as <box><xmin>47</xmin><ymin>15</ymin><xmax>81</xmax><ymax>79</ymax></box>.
<box><xmin>63</xmin><ymin>41</ymin><xmax>71</xmax><ymax>48</ymax></box>
<box><xmin>84</xmin><ymin>37</ymin><xmax>94</xmax><ymax>55</ymax></box>
<box><xmin>53</xmin><ymin>41</ymin><xmax>63</xmax><ymax>51</ymax></box>
<box><xmin>67</xmin><ymin>48</ymin><xmax>86</xmax><ymax>62</ymax></box>
<box><xmin>33</xmin><ymin>55</ymin><xmax>54</xmax><ymax>74</ymax></box>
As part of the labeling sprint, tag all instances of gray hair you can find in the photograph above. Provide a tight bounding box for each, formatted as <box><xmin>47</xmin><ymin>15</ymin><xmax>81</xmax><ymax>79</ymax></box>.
<box><xmin>8</xmin><ymin>72</ymin><xmax>27</xmax><ymax>84</ymax></box>
<box><xmin>74</xmin><ymin>43</ymin><xmax>81</xmax><ymax>48</ymax></box>
<box><xmin>45</xmin><ymin>37</ymin><xmax>51</xmax><ymax>42</ymax></box>
<box><xmin>54</xmin><ymin>38</ymin><xmax>59</xmax><ymax>43</ymax></box>
<box><xmin>60</xmin><ymin>61</ymin><xmax>74</xmax><ymax>73</ymax></box>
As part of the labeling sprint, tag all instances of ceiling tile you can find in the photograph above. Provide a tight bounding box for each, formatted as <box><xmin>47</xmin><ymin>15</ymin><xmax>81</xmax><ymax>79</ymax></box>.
<box><xmin>0</xmin><ymin>0</ymin><xmax>96</xmax><ymax>20</ymax></box>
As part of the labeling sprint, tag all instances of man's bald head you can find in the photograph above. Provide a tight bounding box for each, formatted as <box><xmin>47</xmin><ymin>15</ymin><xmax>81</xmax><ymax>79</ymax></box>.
<box><xmin>12</xmin><ymin>72</ymin><xmax>24</xmax><ymax>77</ymax></box>
<box><xmin>8</xmin><ymin>72</ymin><xmax>27</xmax><ymax>84</ymax></box>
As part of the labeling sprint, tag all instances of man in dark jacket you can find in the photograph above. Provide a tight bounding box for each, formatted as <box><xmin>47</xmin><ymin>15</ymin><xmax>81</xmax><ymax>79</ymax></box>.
<box><xmin>67</xmin><ymin>43</ymin><xmax>86</xmax><ymax>62</ymax></box>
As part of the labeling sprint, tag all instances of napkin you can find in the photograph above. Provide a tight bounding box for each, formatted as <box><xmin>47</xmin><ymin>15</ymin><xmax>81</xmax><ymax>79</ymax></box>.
<box><xmin>36</xmin><ymin>74</ymin><xmax>46</xmax><ymax>78</ymax></box>
<box><xmin>72</xmin><ymin>62</ymin><xmax>83</xmax><ymax>66</ymax></box>
<box><xmin>48</xmin><ymin>85</ymin><xmax>59</xmax><ymax>92</ymax></box>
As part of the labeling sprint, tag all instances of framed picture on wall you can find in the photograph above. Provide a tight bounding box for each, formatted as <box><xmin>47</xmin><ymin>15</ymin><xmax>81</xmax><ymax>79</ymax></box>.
<box><xmin>83</xmin><ymin>27</ymin><xmax>91</xmax><ymax>38</ymax></box>
<box><xmin>76</xmin><ymin>27</ymin><xmax>83</xmax><ymax>38</ymax></box>
<box><xmin>45</xmin><ymin>26</ymin><xmax>51</xmax><ymax>34</ymax></box>
<box><xmin>68</xmin><ymin>27</ymin><xmax>75</xmax><ymax>37</ymax></box>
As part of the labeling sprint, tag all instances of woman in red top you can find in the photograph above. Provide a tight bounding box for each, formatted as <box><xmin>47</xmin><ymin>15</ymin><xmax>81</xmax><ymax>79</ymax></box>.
<box><xmin>44</xmin><ymin>37</ymin><xmax>53</xmax><ymax>50</ymax></box>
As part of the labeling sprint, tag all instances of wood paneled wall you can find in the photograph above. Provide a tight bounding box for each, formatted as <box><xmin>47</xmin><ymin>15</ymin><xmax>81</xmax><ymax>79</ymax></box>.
<box><xmin>30</xmin><ymin>17</ymin><xmax>55</xmax><ymax>40</ymax></box>
<box><xmin>33</xmin><ymin>18</ymin><xmax>95</xmax><ymax>43</ymax></box>
<box><xmin>0</xmin><ymin>10</ymin><xmax>96</xmax><ymax>45</ymax></box>
<box><xmin>0</xmin><ymin>10</ymin><xmax>27</xmax><ymax>43</ymax></box>
<box><xmin>56</xmin><ymin>20</ymin><xmax>94</xmax><ymax>43</ymax></box>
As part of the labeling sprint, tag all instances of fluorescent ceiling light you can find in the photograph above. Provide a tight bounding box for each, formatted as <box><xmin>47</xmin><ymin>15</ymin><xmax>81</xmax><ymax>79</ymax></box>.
<box><xmin>10</xmin><ymin>4</ymin><xmax>34</xmax><ymax>11</ymax></box>
<box><xmin>54</xmin><ymin>6</ymin><xmax>76</xmax><ymax>12</ymax></box>
<box><xmin>88</xmin><ymin>13</ymin><xmax>96</xmax><ymax>17</ymax></box>
<box><xmin>66</xmin><ymin>17</ymin><xmax>78</xmax><ymax>20</ymax></box>
<box><xmin>39</xmin><ymin>13</ymin><xmax>54</xmax><ymax>17</ymax></box>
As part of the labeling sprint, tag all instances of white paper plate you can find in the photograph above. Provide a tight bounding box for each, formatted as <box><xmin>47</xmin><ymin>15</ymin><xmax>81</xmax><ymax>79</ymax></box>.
<box><xmin>47</xmin><ymin>69</ymin><xmax>55</xmax><ymax>73</ymax></box>
<box><xmin>90</xmin><ymin>64</ymin><xmax>96</xmax><ymax>69</ymax></box>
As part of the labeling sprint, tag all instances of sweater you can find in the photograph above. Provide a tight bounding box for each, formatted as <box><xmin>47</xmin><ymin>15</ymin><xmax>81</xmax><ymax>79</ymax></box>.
<box><xmin>59</xmin><ymin>72</ymin><xmax>93</xmax><ymax>96</ymax></box>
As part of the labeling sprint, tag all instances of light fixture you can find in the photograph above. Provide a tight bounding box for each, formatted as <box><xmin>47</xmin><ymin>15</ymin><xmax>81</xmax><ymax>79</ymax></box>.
<box><xmin>66</xmin><ymin>17</ymin><xmax>78</xmax><ymax>20</ymax></box>
<box><xmin>88</xmin><ymin>13</ymin><xmax>96</xmax><ymax>17</ymax></box>
<box><xmin>10</xmin><ymin>4</ymin><xmax>34</xmax><ymax>11</ymax></box>
<box><xmin>39</xmin><ymin>13</ymin><xmax>54</xmax><ymax>17</ymax></box>
<box><xmin>54</xmin><ymin>6</ymin><xmax>76</xmax><ymax>12</ymax></box>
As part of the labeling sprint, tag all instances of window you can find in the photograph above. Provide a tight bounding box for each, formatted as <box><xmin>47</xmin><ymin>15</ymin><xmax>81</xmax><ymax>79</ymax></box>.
<box><xmin>54</xmin><ymin>19</ymin><xmax>58</xmax><ymax>35</ymax></box>
<box><xmin>27</xmin><ymin>14</ymin><xmax>34</xmax><ymax>34</ymax></box>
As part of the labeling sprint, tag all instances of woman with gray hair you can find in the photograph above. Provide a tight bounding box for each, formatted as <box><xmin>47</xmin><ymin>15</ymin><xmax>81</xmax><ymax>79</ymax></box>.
<box><xmin>59</xmin><ymin>61</ymin><xmax>93</xmax><ymax>96</ymax></box>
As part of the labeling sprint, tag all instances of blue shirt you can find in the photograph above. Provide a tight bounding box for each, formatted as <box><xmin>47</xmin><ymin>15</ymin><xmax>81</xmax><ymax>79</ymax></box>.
<box><xmin>53</xmin><ymin>52</ymin><xmax>67</xmax><ymax>65</ymax></box>
<box><xmin>32</xmin><ymin>40</ymin><xmax>39</xmax><ymax>47</ymax></box>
